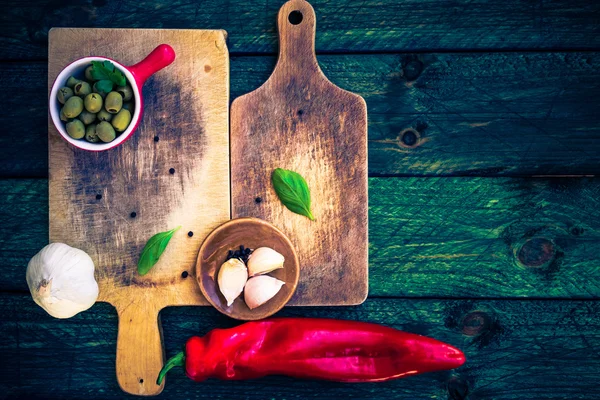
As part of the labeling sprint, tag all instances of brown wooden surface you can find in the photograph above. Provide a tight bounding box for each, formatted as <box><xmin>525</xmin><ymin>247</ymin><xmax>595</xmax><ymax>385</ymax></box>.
<box><xmin>48</xmin><ymin>28</ymin><xmax>230</xmax><ymax>396</ymax></box>
<box><xmin>231</xmin><ymin>0</ymin><xmax>369</xmax><ymax>306</ymax></box>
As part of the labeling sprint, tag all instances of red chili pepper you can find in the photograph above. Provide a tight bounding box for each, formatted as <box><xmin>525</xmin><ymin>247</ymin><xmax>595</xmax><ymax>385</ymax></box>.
<box><xmin>157</xmin><ymin>318</ymin><xmax>465</xmax><ymax>385</ymax></box>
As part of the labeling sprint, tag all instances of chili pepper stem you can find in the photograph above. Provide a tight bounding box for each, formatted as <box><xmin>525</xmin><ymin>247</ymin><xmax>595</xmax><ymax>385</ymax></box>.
<box><xmin>156</xmin><ymin>351</ymin><xmax>185</xmax><ymax>386</ymax></box>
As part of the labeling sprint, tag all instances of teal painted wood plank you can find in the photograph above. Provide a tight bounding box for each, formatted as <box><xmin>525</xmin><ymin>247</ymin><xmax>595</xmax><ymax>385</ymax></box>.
<box><xmin>0</xmin><ymin>293</ymin><xmax>598</xmax><ymax>399</ymax></box>
<box><xmin>369</xmin><ymin>177</ymin><xmax>600</xmax><ymax>298</ymax></box>
<box><xmin>2</xmin><ymin>178</ymin><xmax>598</xmax><ymax>298</ymax></box>
<box><xmin>1</xmin><ymin>0</ymin><xmax>600</xmax><ymax>60</ymax></box>
<box><xmin>0</xmin><ymin>180</ymin><xmax>48</xmax><ymax>285</ymax></box>
<box><xmin>3</xmin><ymin>52</ymin><xmax>600</xmax><ymax>178</ymax></box>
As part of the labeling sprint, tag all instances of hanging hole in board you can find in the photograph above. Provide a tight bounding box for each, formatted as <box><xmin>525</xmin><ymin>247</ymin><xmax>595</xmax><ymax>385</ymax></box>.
<box><xmin>288</xmin><ymin>10</ymin><xmax>303</xmax><ymax>25</ymax></box>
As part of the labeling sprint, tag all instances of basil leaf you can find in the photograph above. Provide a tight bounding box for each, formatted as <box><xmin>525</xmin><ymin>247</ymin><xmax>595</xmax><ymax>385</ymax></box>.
<box><xmin>112</xmin><ymin>71</ymin><xmax>126</xmax><ymax>87</ymax></box>
<box><xmin>95</xmin><ymin>79</ymin><xmax>113</xmax><ymax>93</ymax></box>
<box><xmin>137</xmin><ymin>226</ymin><xmax>181</xmax><ymax>275</ymax></box>
<box><xmin>271</xmin><ymin>168</ymin><xmax>315</xmax><ymax>221</ymax></box>
<box><xmin>90</xmin><ymin>61</ymin><xmax>110</xmax><ymax>81</ymax></box>
<box><xmin>90</xmin><ymin>60</ymin><xmax>127</xmax><ymax>87</ymax></box>
<box><xmin>102</xmin><ymin>60</ymin><xmax>115</xmax><ymax>72</ymax></box>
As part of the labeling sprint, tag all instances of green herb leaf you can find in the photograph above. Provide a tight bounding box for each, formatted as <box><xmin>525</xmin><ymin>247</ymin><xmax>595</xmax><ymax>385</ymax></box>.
<box><xmin>90</xmin><ymin>60</ymin><xmax>127</xmax><ymax>87</ymax></box>
<box><xmin>271</xmin><ymin>168</ymin><xmax>315</xmax><ymax>221</ymax></box>
<box><xmin>95</xmin><ymin>79</ymin><xmax>114</xmax><ymax>93</ymax></box>
<box><xmin>137</xmin><ymin>226</ymin><xmax>181</xmax><ymax>276</ymax></box>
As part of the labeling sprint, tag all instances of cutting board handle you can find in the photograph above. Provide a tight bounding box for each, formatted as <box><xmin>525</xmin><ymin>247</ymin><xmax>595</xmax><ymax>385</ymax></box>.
<box><xmin>274</xmin><ymin>0</ymin><xmax>320</xmax><ymax>74</ymax></box>
<box><xmin>115</xmin><ymin>303</ymin><xmax>165</xmax><ymax>396</ymax></box>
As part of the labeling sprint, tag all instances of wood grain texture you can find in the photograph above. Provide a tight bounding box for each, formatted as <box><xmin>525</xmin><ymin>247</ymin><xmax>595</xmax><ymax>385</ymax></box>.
<box><xmin>2</xmin><ymin>2</ymin><xmax>598</xmax><ymax>400</ymax></box>
<box><xmin>4</xmin><ymin>178</ymin><xmax>598</xmax><ymax>298</ymax></box>
<box><xmin>1</xmin><ymin>293</ymin><xmax>599</xmax><ymax>399</ymax></box>
<box><xmin>48</xmin><ymin>29</ymin><xmax>230</xmax><ymax>395</ymax></box>
<box><xmin>4</xmin><ymin>51</ymin><xmax>600</xmax><ymax>178</ymax></box>
<box><xmin>231</xmin><ymin>0</ymin><xmax>368</xmax><ymax>306</ymax></box>
<box><xmin>2</xmin><ymin>0</ymin><xmax>600</xmax><ymax>60</ymax></box>
<box><xmin>369</xmin><ymin>177</ymin><xmax>600</xmax><ymax>298</ymax></box>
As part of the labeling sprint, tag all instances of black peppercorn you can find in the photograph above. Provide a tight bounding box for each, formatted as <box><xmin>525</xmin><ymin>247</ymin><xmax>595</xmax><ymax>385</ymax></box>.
<box><xmin>226</xmin><ymin>245</ymin><xmax>253</xmax><ymax>263</ymax></box>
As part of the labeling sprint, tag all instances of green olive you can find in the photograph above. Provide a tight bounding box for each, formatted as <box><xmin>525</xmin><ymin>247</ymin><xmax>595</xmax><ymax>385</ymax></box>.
<box><xmin>93</xmin><ymin>82</ymin><xmax>110</xmax><ymax>98</ymax></box>
<box><xmin>84</xmin><ymin>93</ymin><xmax>103</xmax><ymax>113</ymax></box>
<box><xmin>57</xmin><ymin>87</ymin><xmax>74</xmax><ymax>104</ymax></box>
<box><xmin>111</xmin><ymin>109</ymin><xmax>132</xmax><ymax>132</ymax></box>
<box><xmin>105</xmin><ymin>92</ymin><xmax>123</xmax><ymax>114</ymax></box>
<box><xmin>85</xmin><ymin>124</ymin><xmax>100</xmax><ymax>143</ymax></box>
<box><xmin>59</xmin><ymin>107</ymin><xmax>69</xmax><ymax>122</ymax></box>
<box><xmin>97</xmin><ymin>109</ymin><xmax>113</xmax><ymax>122</ymax></box>
<box><xmin>78</xmin><ymin>110</ymin><xmax>97</xmax><ymax>125</ymax></box>
<box><xmin>66</xmin><ymin>119</ymin><xmax>85</xmax><ymax>139</ymax></box>
<box><xmin>84</xmin><ymin>65</ymin><xmax>94</xmax><ymax>81</ymax></box>
<box><xmin>96</xmin><ymin>121</ymin><xmax>116</xmax><ymax>143</ymax></box>
<box><xmin>116</xmin><ymin>85</ymin><xmax>133</xmax><ymax>102</ymax></box>
<box><xmin>74</xmin><ymin>81</ymin><xmax>92</xmax><ymax>97</ymax></box>
<box><xmin>63</xmin><ymin>96</ymin><xmax>84</xmax><ymax>118</ymax></box>
<box><xmin>66</xmin><ymin>76</ymin><xmax>81</xmax><ymax>88</ymax></box>
<box><xmin>122</xmin><ymin>101</ymin><xmax>134</xmax><ymax>111</ymax></box>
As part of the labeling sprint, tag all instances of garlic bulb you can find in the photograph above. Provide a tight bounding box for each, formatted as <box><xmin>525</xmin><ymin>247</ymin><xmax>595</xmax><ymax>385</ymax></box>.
<box><xmin>218</xmin><ymin>258</ymin><xmax>248</xmax><ymax>306</ymax></box>
<box><xmin>26</xmin><ymin>243</ymin><xmax>99</xmax><ymax>319</ymax></box>
<box><xmin>244</xmin><ymin>275</ymin><xmax>285</xmax><ymax>309</ymax></box>
<box><xmin>247</xmin><ymin>247</ymin><xmax>285</xmax><ymax>277</ymax></box>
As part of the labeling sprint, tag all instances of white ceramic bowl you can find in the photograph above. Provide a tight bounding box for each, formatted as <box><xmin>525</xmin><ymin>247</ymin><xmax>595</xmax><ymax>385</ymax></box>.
<box><xmin>49</xmin><ymin>45</ymin><xmax>176</xmax><ymax>151</ymax></box>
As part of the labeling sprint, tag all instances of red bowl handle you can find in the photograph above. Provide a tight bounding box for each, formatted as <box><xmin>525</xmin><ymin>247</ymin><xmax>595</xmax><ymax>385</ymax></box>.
<box><xmin>126</xmin><ymin>44</ymin><xmax>176</xmax><ymax>87</ymax></box>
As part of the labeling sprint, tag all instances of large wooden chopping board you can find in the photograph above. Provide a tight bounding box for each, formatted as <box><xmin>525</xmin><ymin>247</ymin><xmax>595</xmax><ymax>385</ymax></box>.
<box><xmin>48</xmin><ymin>28</ymin><xmax>230</xmax><ymax>396</ymax></box>
<box><xmin>231</xmin><ymin>0</ymin><xmax>368</xmax><ymax>306</ymax></box>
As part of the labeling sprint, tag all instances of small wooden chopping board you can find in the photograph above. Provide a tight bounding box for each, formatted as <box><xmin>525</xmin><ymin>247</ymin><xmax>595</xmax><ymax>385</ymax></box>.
<box><xmin>48</xmin><ymin>28</ymin><xmax>230</xmax><ymax>396</ymax></box>
<box><xmin>231</xmin><ymin>0</ymin><xmax>368</xmax><ymax>305</ymax></box>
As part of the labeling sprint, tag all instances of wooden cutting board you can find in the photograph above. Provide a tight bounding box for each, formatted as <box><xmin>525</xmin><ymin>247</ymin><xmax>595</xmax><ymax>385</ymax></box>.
<box><xmin>231</xmin><ymin>0</ymin><xmax>368</xmax><ymax>306</ymax></box>
<box><xmin>48</xmin><ymin>28</ymin><xmax>230</xmax><ymax>396</ymax></box>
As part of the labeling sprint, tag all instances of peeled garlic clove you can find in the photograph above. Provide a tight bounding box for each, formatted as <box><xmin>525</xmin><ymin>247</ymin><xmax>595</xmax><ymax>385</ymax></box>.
<box><xmin>218</xmin><ymin>258</ymin><xmax>248</xmax><ymax>306</ymax></box>
<box><xmin>247</xmin><ymin>247</ymin><xmax>285</xmax><ymax>277</ymax></box>
<box><xmin>244</xmin><ymin>275</ymin><xmax>285</xmax><ymax>310</ymax></box>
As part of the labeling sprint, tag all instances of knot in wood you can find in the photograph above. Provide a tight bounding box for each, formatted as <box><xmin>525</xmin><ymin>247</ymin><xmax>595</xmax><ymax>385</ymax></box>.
<box><xmin>403</xmin><ymin>60</ymin><xmax>424</xmax><ymax>81</ymax></box>
<box><xmin>398</xmin><ymin>128</ymin><xmax>421</xmax><ymax>148</ymax></box>
<box><xmin>461</xmin><ymin>311</ymin><xmax>490</xmax><ymax>336</ymax></box>
<box><xmin>447</xmin><ymin>376</ymin><xmax>469</xmax><ymax>400</ymax></box>
<box><xmin>571</xmin><ymin>226</ymin><xmax>584</xmax><ymax>236</ymax></box>
<box><xmin>517</xmin><ymin>237</ymin><xmax>556</xmax><ymax>268</ymax></box>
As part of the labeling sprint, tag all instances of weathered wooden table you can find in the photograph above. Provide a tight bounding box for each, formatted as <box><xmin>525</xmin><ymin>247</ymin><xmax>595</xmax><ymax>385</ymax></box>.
<box><xmin>1</xmin><ymin>1</ymin><xmax>599</xmax><ymax>399</ymax></box>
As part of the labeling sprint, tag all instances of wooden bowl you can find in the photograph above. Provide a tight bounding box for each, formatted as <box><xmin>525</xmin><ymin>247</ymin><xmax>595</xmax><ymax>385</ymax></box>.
<box><xmin>197</xmin><ymin>217</ymin><xmax>299</xmax><ymax>320</ymax></box>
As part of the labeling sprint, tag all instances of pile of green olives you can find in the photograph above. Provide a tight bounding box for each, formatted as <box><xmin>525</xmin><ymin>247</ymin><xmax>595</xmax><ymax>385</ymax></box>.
<box><xmin>57</xmin><ymin>64</ymin><xmax>135</xmax><ymax>144</ymax></box>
